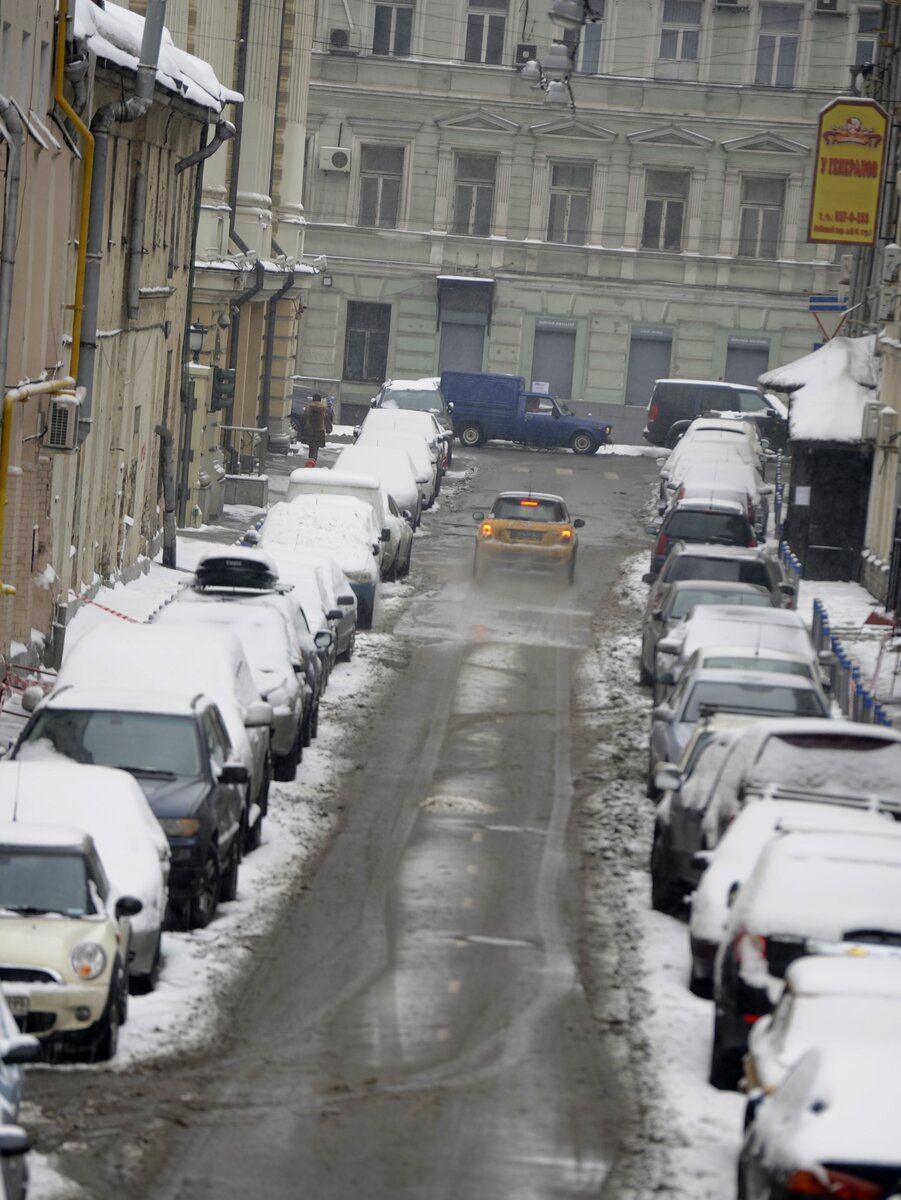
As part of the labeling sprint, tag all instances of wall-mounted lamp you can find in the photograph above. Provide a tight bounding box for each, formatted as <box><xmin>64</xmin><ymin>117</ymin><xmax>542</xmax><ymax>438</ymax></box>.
<box><xmin>322</xmin><ymin>274</ymin><xmax>333</xmax><ymax>287</ymax></box>
<box><xmin>188</xmin><ymin>322</ymin><xmax>209</xmax><ymax>363</ymax></box>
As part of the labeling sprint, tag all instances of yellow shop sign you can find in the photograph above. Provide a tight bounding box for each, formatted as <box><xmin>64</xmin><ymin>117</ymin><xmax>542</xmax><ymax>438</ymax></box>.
<box><xmin>807</xmin><ymin>97</ymin><xmax>889</xmax><ymax>246</ymax></box>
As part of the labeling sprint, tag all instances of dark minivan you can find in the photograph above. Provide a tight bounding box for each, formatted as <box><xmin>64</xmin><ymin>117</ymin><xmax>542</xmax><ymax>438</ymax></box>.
<box><xmin>643</xmin><ymin>379</ymin><xmax>786</xmax><ymax>450</ymax></box>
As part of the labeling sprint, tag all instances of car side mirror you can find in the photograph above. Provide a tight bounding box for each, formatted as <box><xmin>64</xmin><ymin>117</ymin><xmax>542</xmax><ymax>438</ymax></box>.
<box><xmin>370</xmin><ymin>398</ymin><xmax>377</xmax><ymax>408</ymax></box>
<box><xmin>552</xmin><ymin>408</ymin><xmax>560</xmax><ymax>419</ymax></box>
<box><xmin>315</xmin><ymin>629</ymin><xmax>334</xmax><ymax>649</ymax></box>
<box><xmin>779</xmin><ymin>582</ymin><xmax>796</xmax><ymax>596</ymax></box>
<box><xmin>353</xmin><ymin>425</ymin><xmax>361</xmax><ymax>438</ymax></box>
<box><xmin>371</xmin><ymin>543</ymin><xmax>380</xmax><ymax>556</ymax></box>
<box><xmin>766</xmin><ymin>408</ymin><xmax>778</xmax><ymax>418</ymax></box>
<box><xmin>402</xmin><ymin>509</ymin><xmax>412</xmax><ymax>521</ymax></box>
<box><xmin>645</xmin><ymin>524</ymin><xmax>660</xmax><ymax>536</ymax></box>
<box><xmin>21</xmin><ymin>685</ymin><xmax>43</xmax><ymax>714</ymax></box>
<box><xmin>381</xmin><ymin>528</ymin><xmax>390</xmax><ymax>542</ymax></box>
<box><xmin>641</xmin><ymin>572</ymin><xmax>655</xmax><ymax>584</ymax></box>
<box><xmin>245</xmin><ymin>700</ymin><xmax>274</xmax><ymax>728</ymax></box>
<box><xmin>573</xmin><ymin>518</ymin><xmax>585</xmax><ymax>529</ymax></box>
<box><xmin>0</xmin><ymin>1034</ymin><xmax>41</xmax><ymax>1065</ymax></box>
<box><xmin>338</xmin><ymin>594</ymin><xmax>355</xmax><ymax>606</ymax></box>
<box><xmin>0</xmin><ymin>1128</ymin><xmax>29</xmax><ymax>1158</ymax></box>
<box><xmin>651</xmin><ymin>703</ymin><xmax>673</xmax><ymax>722</ymax></box>
<box><xmin>115</xmin><ymin>895</ymin><xmax>144</xmax><ymax>919</ymax></box>
<box><xmin>651</xmin><ymin>609</ymin><xmax>664</xmax><ymax>622</ymax></box>
<box><xmin>447</xmin><ymin>401</ymin><xmax>454</xmax><ymax>412</ymax></box>
<box><xmin>220</xmin><ymin>762</ymin><xmax>249</xmax><ymax>786</ymax></box>
<box><xmin>653</xmin><ymin>763</ymin><xmax>682</xmax><ymax>793</ymax></box>
<box><xmin>658</xmin><ymin>669</ymin><xmax>675</xmax><ymax>687</ymax></box>
<box><xmin>472</xmin><ymin>511</ymin><xmax>484</xmax><ymax>521</ymax></box>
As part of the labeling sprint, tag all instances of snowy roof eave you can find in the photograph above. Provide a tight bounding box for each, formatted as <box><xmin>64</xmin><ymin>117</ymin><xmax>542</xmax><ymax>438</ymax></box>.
<box><xmin>73</xmin><ymin>0</ymin><xmax>242</xmax><ymax>114</ymax></box>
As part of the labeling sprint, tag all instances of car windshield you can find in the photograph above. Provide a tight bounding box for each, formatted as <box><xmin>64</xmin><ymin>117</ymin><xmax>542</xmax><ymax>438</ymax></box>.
<box><xmin>20</xmin><ymin>710</ymin><xmax>203</xmax><ymax>776</ymax></box>
<box><xmin>382</xmin><ymin>389</ymin><xmax>443</xmax><ymax>412</ymax></box>
<box><xmin>664</xmin><ymin>511</ymin><xmax>752</xmax><ymax>544</ymax></box>
<box><xmin>669</xmin><ymin>589</ymin><xmax>773</xmax><ymax>619</ymax></box>
<box><xmin>682</xmin><ymin>682</ymin><xmax>825</xmax><ymax>722</ymax></box>
<box><xmin>0</xmin><ymin>850</ymin><xmax>93</xmax><ymax>917</ymax></box>
<box><xmin>702</xmin><ymin>655</ymin><xmax>813</xmax><ymax>679</ymax></box>
<box><xmin>753</xmin><ymin>735</ymin><xmax>901</xmax><ymax>796</ymax></box>
<box><xmin>492</xmin><ymin>497</ymin><xmax>566</xmax><ymax>522</ymax></box>
<box><xmin>667</xmin><ymin>559</ymin><xmax>769</xmax><ymax>588</ymax></box>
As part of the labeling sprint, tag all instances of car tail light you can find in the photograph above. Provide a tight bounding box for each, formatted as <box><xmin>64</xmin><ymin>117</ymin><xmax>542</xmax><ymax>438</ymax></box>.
<box><xmin>649</xmin><ymin>403</ymin><xmax>659</xmax><ymax>423</ymax></box>
<box><xmin>519</xmin><ymin>499</ymin><xmax>539</xmax><ymax>507</ymax></box>
<box><xmin>560</xmin><ymin>529</ymin><xmax>573</xmax><ymax>542</ymax></box>
<box><xmin>480</xmin><ymin>522</ymin><xmax>493</xmax><ymax>538</ymax></box>
<box><xmin>655</xmin><ymin>533</ymin><xmax>668</xmax><ymax>558</ymax></box>
<box><xmin>783</xmin><ymin>1168</ymin><xmax>882</xmax><ymax>1198</ymax></box>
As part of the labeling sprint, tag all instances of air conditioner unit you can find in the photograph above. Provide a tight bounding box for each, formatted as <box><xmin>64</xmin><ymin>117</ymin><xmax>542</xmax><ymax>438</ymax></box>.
<box><xmin>862</xmin><ymin>399</ymin><xmax>881</xmax><ymax>442</ymax></box>
<box><xmin>328</xmin><ymin>27</ymin><xmax>356</xmax><ymax>53</ymax></box>
<box><xmin>44</xmin><ymin>390</ymin><xmax>82</xmax><ymax>452</ymax></box>
<box><xmin>319</xmin><ymin>146</ymin><xmax>351</xmax><ymax>173</ymax></box>
<box><xmin>515</xmin><ymin>42</ymin><xmax>538</xmax><ymax>66</ymax></box>
<box><xmin>814</xmin><ymin>0</ymin><xmax>846</xmax><ymax>13</ymax></box>
<box><xmin>839</xmin><ymin>252</ymin><xmax>854</xmax><ymax>284</ymax></box>
<box><xmin>877</xmin><ymin>406</ymin><xmax>899</xmax><ymax>447</ymax></box>
<box><xmin>883</xmin><ymin>243</ymin><xmax>901</xmax><ymax>283</ymax></box>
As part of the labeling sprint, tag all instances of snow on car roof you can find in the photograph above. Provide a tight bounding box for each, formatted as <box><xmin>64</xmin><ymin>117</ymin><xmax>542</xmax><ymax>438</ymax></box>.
<box><xmin>287</xmin><ymin>467</ymin><xmax>381</xmax><ymax>492</ymax></box>
<box><xmin>667</xmin><ymin>543</ymin><xmax>767</xmax><ymax>561</ymax></box>
<box><xmin>381</xmin><ymin>378</ymin><xmax>441</xmax><ymax>391</ymax></box>
<box><xmin>0</xmin><ymin>821</ymin><xmax>95</xmax><ymax>851</ymax></box>
<box><xmin>41</xmin><ymin>685</ymin><xmax>202</xmax><ymax>716</ymax></box>
<box><xmin>670</xmin><ymin>497</ymin><xmax>746</xmax><ymax>514</ymax></box>
<box><xmin>74</xmin><ymin>0</ymin><xmax>242</xmax><ymax>112</ymax></box>
<box><xmin>690</xmin><ymin>799</ymin><xmax>891</xmax><ymax>946</ymax></box>
<box><xmin>736</xmin><ymin>828</ymin><xmax>901</xmax><ymax>939</ymax></box>
<box><xmin>758</xmin><ymin>1043</ymin><xmax>901</xmax><ymax>1169</ymax></box>
<box><xmin>681</xmin><ymin>604</ymin><xmax>806</xmax><ymax>628</ymax></box>
<box><xmin>654</xmin><ymin>379</ymin><xmax>759</xmax><ymax>391</ymax></box>
<box><xmin>260</xmin><ymin>497</ymin><xmax>377</xmax><ymax>572</ymax></box>
<box><xmin>785</xmin><ymin>954</ymin><xmax>901</xmax><ymax>998</ymax></box>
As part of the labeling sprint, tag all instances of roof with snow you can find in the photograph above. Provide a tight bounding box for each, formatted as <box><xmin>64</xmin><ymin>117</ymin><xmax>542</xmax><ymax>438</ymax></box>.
<box><xmin>758</xmin><ymin>335</ymin><xmax>879</xmax><ymax>443</ymax></box>
<box><xmin>74</xmin><ymin>0</ymin><xmax>242</xmax><ymax>113</ymax></box>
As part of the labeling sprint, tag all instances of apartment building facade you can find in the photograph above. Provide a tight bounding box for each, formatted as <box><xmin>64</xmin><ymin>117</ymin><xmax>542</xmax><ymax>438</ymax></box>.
<box><xmin>297</xmin><ymin>0</ymin><xmax>868</xmax><ymax>418</ymax></box>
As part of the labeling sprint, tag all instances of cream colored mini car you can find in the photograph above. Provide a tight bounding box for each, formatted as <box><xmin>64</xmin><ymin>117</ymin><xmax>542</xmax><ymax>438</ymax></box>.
<box><xmin>0</xmin><ymin>823</ymin><xmax>142</xmax><ymax>1063</ymax></box>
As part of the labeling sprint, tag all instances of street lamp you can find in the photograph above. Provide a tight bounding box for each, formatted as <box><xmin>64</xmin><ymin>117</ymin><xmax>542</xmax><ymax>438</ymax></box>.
<box><xmin>188</xmin><ymin>322</ymin><xmax>209</xmax><ymax>363</ymax></box>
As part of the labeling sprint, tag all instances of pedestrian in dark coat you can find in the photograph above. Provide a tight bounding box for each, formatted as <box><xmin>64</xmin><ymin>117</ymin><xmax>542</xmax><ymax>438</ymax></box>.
<box><xmin>300</xmin><ymin>393</ymin><xmax>332</xmax><ymax>462</ymax></box>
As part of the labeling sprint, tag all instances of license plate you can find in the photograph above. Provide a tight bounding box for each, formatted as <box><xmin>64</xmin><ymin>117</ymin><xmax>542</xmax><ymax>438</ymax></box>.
<box><xmin>510</xmin><ymin>530</ymin><xmax>543</xmax><ymax>543</ymax></box>
<box><xmin>5</xmin><ymin>995</ymin><xmax>29</xmax><ymax>1017</ymax></box>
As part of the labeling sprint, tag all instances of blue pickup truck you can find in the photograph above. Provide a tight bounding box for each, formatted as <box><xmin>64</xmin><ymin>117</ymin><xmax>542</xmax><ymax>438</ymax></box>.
<box><xmin>440</xmin><ymin>371</ymin><xmax>612</xmax><ymax>455</ymax></box>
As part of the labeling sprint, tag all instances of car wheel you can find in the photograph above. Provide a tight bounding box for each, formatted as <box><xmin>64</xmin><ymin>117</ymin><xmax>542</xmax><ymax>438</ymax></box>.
<box><xmin>219</xmin><ymin>836</ymin><xmax>240</xmax><ymax>903</ymax></box>
<box><xmin>570</xmin><ymin>431</ymin><xmax>598</xmax><ymax>455</ymax></box>
<box><xmin>302</xmin><ymin>709</ymin><xmax>313</xmax><ymax>747</ymax></box>
<box><xmin>340</xmin><ymin>629</ymin><xmax>356</xmax><ymax>662</ymax></box>
<box><xmin>689</xmin><ymin>959</ymin><xmax>713</xmax><ymax>1000</ymax></box>
<box><xmin>650</xmin><ymin>824</ymin><xmax>683</xmax><ymax>914</ymax></box>
<box><xmin>130</xmin><ymin>932</ymin><xmax>162</xmax><ymax>996</ymax></box>
<box><xmin>709</xmin><ymin>1015</ymin><xmax>743</xmax><ymax>1091</ymax></box>
<box><xmin>91</xmin><ymin>962</ymin><xmax>123</xmax><ymax>1063</ymax></box>
<box><xmin>311</xmin><ymin>702</ymin><xmax>320</xmax><ymax>740</ymax></box>
<box><xmin>190</xmin><ymin>851</ymin><xmax>221</xmax><ymax>928</ymax></box>
<box><xmin>639</xmin><ymin>659</ymin><xmax>654</xmax><ymax>687</ymax></box>
<box><xmin>666</xmin><ymin>427</ymin><xmax>685</xmax><ymax>450</ymax></box>
<box><xmin>459</xmin><ymin>423</ymin><xmax>483</xmax><ymax>448</ymax></box>
<box><xmin>273</xmin><ymin>748</ymin><xmax>296</xmax><ymax>782</ymax></box>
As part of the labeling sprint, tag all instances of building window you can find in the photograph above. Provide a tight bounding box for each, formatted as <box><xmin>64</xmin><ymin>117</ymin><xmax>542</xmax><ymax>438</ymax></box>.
<box><xmin>738</xmin><ymin>177</ymin><xmax>785</xmax><ymax>258</ymax></box>
<box><xmin>755</xmin><ymin>4</ymin><xmax>801</xmax><ymax>88</ymax></box>
<box><xmin>464</xmin><ymin>0</ymin><xmax>507</xmax><ymax>65</ymax></box>
<box><xmin>372</xmin><ymin>1</ymin><xmax>413</xmax><ymax>57</ymax></box>
<box><xmin>562</xmin><ymin>1</ymin><xmax>604</xmax><ymax>74</ymax></box>
<box><xmin>659</xmin><ymin>0</ymin><xmax>701</xmax><ymax>61</ymax></box>
<box><xmin>854</xmin><ymin>7</ymin><xmax>881</xmax><ymax>67</ymax></box>
<box><xmin>547</xmin><ymin>163</ymin><xmax>592</xmax><ymax>244</ymax></box>
<box><xmin>641</xmin><ymin>169</ymin><xmax>690</xmax><ymax>251</ymax></box>
<box><xmin>343</xmin><ymin>302</ymin><xmax>391</xmax><ymax>382</ymax></box>
<box><xmin>359</xmin><ymin>145</ymin><xmax>405</xmax><ymax>228</ymax></box>
<box><xmin>452</xmin><ymin>153</ymin><xmax>497</xmax><ymax>236</ymax></box>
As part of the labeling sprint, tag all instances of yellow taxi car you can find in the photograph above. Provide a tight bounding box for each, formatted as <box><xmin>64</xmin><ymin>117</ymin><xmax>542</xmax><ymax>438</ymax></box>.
<box><xmin>472</xmin><ymin>491</ymin><xmax>584</xmax><ymax>584</ymax></box>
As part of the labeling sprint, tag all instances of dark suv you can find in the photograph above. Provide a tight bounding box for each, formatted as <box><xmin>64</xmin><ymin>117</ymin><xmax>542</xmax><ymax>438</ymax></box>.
<box><xmin>643</xmin><ymin>379</ymin><xmax>787</xmax><ymax>450</ymax></box>
<box><xmin>648</xmin><ymin>500</ymin><xmax>756</xmax><ymax>579</ymax></box>
<box><xmin>12</xmin><ymin>687</ymin><xmax>248</xmax><ymax>931</ymax></box>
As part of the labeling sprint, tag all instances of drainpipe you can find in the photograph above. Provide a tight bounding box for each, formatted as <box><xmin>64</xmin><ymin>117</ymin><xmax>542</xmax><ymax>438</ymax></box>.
<box><xmin>167</xmin><ymin>118</ymin><xmax>235</xmax><ymax>551</ymax></box>
<box><xmin>75</xmin><ymin>0</ymin><xmax>168</xmax><ymax>442</ymax></box>
<box><xmin>228</xmin><ymin>260</ymin><xmax>266</xmax><ymax>377</ymax></box>
<box><xmin>260</xmin><ymin>270</ymin><xmax>295</xmax><ymax>465</ymax></box>
<box><xmin>54</xmin><ymin>0</ymin><xmax>94</xmax><ymax>382</ymax></box>
<box><xmin>0</xmin><ymin>98</ymin><xmax>24</xmax><ymax>403</ymax></box>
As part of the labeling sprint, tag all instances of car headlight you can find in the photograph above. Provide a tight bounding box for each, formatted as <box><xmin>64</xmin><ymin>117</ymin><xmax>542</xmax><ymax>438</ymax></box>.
<box><xmin>71</xmin><ymin>942</ymin><xmax>107</xmax><ymax>981</ymax></box>
<box><xmin>159</xmin><ymin>818</ymin><xmax>201</xmax><ymax>838</ymax></box>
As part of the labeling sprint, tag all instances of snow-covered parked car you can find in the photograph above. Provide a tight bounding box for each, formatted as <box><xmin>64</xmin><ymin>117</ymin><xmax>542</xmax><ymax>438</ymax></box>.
<box><xmin>268</xmin><ymin>547</ymin><xmax>357</xmax><ymax>662</ymax></box>
<box><xmin>13</xmin><ymin>686</ymin><xmax>247</xmax><ymax>932</ymax></box>
<box><xmin>688</xmin><ymin>799</ymin><xmax>895</xmax><ymax>997</ymax></box>
<box><xmin>356</xmin><ymin>406</ymin><xmax>450</xmax><ymax>474</ymax></box>
<box><xmin>285</xmin><ymin>467</ymin><xmax>412</xmax><ymax>580</ymax></box>
<box><xmin>744</xmin><ymin>956</ymin><xmax>901</xmax><ymax>1104</ymax></box>
<box><xmin>334</xmin><ymin>443</ymin><xmax>422</xmax><ymax>529</ymax></box>
<box><xmin>738</xmin><ymin>1044</ymin><xmax>901</xmax><ymax>1200</ymax></box>
<box><xmin>183</xmin><ymin>548</ymin><xmax>328</xmax><ymax>745</ymax></box>
<box><xmin>352</xmin><ymin>429</ymin><xmax>438</xmax><ymax>509</ymax></box>
<box><xmin>258</xmin><ymin>495</ymin><xmax>382</xmax><ymax>628</ymax></box>
<box><xmin>0</xmin><ymin>763</ymin><xmax>169</xmax><ymax>992</ymax></box>
<box><xmin>49</xmin><ymin>624</ymin><xmax>274</xmax><ymax>852</ymax></box>
<box><xmin>369</xmin><ymin>377</ymin><xmax>454</xmax><ymax>465</ymax></box>
<box><xmin>151</xmin><ymin>602</ymin><xmax>305</xmax><ymax>782</ymax></box>
<box><xmin>711</xmin><ymin>827</ymin><xmax>901</xmax><ymax>1090</ymax></box>
<box><xmin>0</xmin><ymin>822</ymin><xmax>142</xmax><ymax>1063</ymax></box>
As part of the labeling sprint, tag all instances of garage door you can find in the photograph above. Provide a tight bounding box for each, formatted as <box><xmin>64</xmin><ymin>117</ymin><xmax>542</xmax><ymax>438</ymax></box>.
<box><xmin>625</xmin><ymin>328</ymin><xmax>672</xmax><ymax>406</ymax></box>
<box><xmin>725</xmin><ymin>337</ymin><xmax>770</xmax><ymax>386</ymax></box>
<box><xmin>531</xmin><ymin>319</ymin><xmax>577</xmax><ymax>400</ymax></box>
